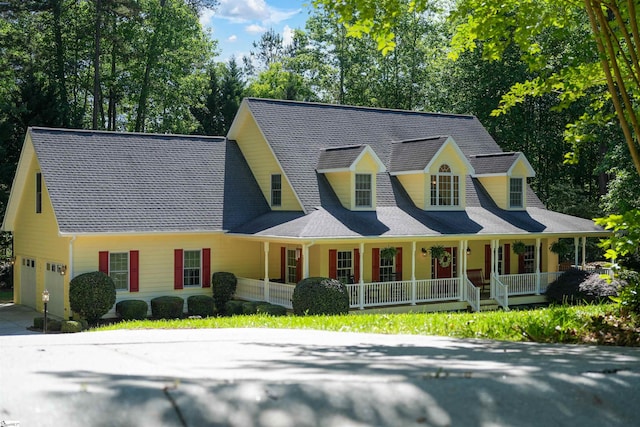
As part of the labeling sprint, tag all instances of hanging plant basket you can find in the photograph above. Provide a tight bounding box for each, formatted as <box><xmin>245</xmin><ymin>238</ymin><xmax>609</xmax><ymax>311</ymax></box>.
<box><xmin>512</xmin><ymin>241</ymin><xmax>527</xmax><ymax>256</ymax></box>
<box><xmin>380</xmin><ymin>247</ymin><xmax>397</xmax><ymax>260</ymax></box>
<box><xmin>429</xmin><ymin>245</ymin><xmax>448</xmax><ymax>266</ymax></box>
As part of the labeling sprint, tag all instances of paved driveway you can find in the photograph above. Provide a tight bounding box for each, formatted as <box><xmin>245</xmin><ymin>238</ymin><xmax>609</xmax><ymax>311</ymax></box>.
<box><xmin>1</xmin><ymin>305</ymin><xmax>640</xmax><ymax>426</ymax></box>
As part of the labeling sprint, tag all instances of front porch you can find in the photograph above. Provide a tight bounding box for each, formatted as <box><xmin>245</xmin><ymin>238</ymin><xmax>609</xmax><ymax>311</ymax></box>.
<box><xmin>235</xmin><ymin>271</ymin><xmax>568</xmax><ymax>312</ymax></box>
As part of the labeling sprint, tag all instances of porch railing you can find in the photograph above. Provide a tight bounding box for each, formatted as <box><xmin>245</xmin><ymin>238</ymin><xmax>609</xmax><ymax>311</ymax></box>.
<box><xmin>491</xmin><ymin>273</ymin><xmax>509</xmax><ymax>310</ymax></box>
<box><xmin>498</xmin><ymin>273</ymin><xmax>538</xmax><ymax>295</ymax></box>
<box><xmin>464</xmin><ymin>278</ymin><xmax>480</xmax><ymax>312</ymax></box>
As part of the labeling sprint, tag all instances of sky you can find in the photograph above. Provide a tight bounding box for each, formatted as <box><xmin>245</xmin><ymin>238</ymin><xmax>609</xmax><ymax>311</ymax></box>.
<box><xmin>200</xmin><ymin>0</ymin><xmax>311</xmax><ymax>62</ymax></box>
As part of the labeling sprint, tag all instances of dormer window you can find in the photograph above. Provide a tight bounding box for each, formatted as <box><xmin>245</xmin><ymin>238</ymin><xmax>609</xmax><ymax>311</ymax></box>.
<box><xmin>430</xmin><ymin>164</ymin><xmax>459</xmax><ymax>207</ymax></box>
<box><xmin>355</xmin><ymin>174</ymin><xmax>372</xmax><ymax>207</ymax></box>
<box><xmin>35</xmin><ymin>172</ymin><xmax>42</xmax><ymax>213</ymax></box>
<box><xmin>510</xmin><ymin>177</ymin><xmax>523</xmax><ymax>208</ymax></box>
<box><xmin>271</xmin><ymin>174</ymin><xmax>282</xmax><ymax>207</ymax></box>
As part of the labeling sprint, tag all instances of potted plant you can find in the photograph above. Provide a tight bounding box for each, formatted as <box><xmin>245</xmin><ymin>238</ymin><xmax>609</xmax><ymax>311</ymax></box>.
<box><xmin>512</xmin><ymin>241</ymin><xmax>527</xmax><ymax>256</ymax></box>
<box><xmin>429</xmin><ymin>245</ymin><xmax>449</xmax><ymax>267</ymax></box>
<box><xmin>380</xmin><ymin>247</ymin><xmax>398</xmax><ymax>260</ymax></box>
<box><xmin>550</xmin><ymin>239</ymin><xmax>574</xmax><ymax>267</ymax></box>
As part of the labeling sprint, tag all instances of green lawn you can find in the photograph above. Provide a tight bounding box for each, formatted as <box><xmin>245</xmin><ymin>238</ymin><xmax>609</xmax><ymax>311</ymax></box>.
<box><xmin>0</xmin><ymin>288</ymin><xmax>13</xmax><ymax>303</ymax></box>
<box><xmin>95</xmin><ymin>303</ymin><xmax>638</xmax><ymax>345</ymax></box>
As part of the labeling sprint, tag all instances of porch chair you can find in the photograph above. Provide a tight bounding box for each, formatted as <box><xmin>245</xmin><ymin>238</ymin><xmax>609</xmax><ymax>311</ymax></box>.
<box><xmin>466</xmin><ymin>268</ymin><xmax>488</xmax><ymax>291</ymax></box>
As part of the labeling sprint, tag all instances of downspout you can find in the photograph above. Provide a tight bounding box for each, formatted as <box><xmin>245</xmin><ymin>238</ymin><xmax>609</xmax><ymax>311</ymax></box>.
<box><xmin>68</xmin><ymin>235</ymin><xmax>76</xmax><ymax>320</ymax></box>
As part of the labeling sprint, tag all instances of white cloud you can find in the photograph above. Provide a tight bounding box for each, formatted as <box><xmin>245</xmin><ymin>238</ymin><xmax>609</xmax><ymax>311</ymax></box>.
<box><xmin>282</xmin><ymin>25</ymin><xmax>294</xmax><ymax>47</ymax></box>
<box><xmin>227</xmin><ymin>35</ymin><xmax>238</xmax><ymax>42</ymax></box>
<box><xmin>199</xmin><ymin>8</ymin><xmax>216</xmax><ymax>27</ymax></box>
<box><xmin>246</xmin><ymin>24</ymin><xmax>267</xmax><ymax>34</ymax></box>
<box><xmin>216</xmin><ymin>0</ymin><xmax>300</xmax><ymax>24</ymax></box>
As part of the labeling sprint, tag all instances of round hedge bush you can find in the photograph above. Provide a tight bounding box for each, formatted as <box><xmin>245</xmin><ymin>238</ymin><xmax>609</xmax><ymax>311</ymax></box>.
<box><xmin>116</xmin><ymin>300</ymin><xmax>149</xmax><ymax>321</ymax></box>
<box><xmin>151</xmin><ymin>296</ymin><xmax>184</xmax><ymax>319</ymax></box>
<box><xmin>546</xmin><ymin>268</ymin><xmax>624</xmax><ymax>305</ymax></box>
<box><xmin>292</xmin><ymin>277</ymin><xmax>349</xmax><ymax>316</ymax></box>
<box><xmin>69</xmin><ymin>271</ymin><xmax>116</xmax><ymax>324</ymax></box>
<box><xmin>224</xmin><ymin>300</ymin><xmax>244</xmax><ymax>316</ymax></box>
<box><xmin>256</xmin><ymin>303</ymin><xmax>287</xmax><ymax>316</ymax></box>
<box><xmin>187</xmin><ymin>295</ymin><xmax>215</xmax><ymax>317</ymax></box>
<box><xmin>212</xmin><ymin>272</ymin><xmax>237</xmax><ymax>314</ymax></box>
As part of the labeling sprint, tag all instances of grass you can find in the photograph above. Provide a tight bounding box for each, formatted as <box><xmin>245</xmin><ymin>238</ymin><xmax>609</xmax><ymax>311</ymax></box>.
<box><xmin>0</xmin><ymin>288</ymin><xmax>13</xmax><ymax>303</ymax></box>
<box><xmin>95</xmin><ymin>304</ymin><xmax>634</xmax><ymax>345</ymax></box>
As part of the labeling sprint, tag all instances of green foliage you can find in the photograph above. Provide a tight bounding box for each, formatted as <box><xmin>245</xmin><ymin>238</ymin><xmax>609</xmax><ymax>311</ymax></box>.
<box><xmin>292</xmin><ymin>277</ymin><xmax>350</xmax><ymax>316</ymax></box>
<box><xmin>256</xmin><ymin>303</ymin><xmax>288</xmax><ymax>316</ymax></box>
<box><xmin>545</xmin><ymin>269</ymin><xmax>623</xmax><ymax>305</ymax></box>
<box><xmin>116</xmin><ymin>300</ymin><xmax>149</xmax><ymax>321</ymax></box>
<box><xmin>33</xmin><ymin>317</ymin><xmax>61</xmax><ymax>331</ymax></box>
<box><xmin>549</xmin><ymin>239</ymin><xmax>574</xmax><ymax>262</ymax></box>
<box><xmin>61</xmin><ymin>321</ymin><xmax>84</xmax><ymax>333</ymax></box>
<box><xmin>612</xmin><ymin>270</ymin><xmax>640</xmax><ymax>315</ymax></box>
<box><xmin>224</xmin><ymin>300</ymin><xmax>244</xmax><ymax>316</ymax></box>
<box><xmin>242</xmin><ymin>301</ymin><xmax>261</xmax><ymax>315</ymax></box>
<box><xmin>212</xmin><ymin>272</ymin><xmax>237</xmax><ymax>314</ymax></box>
<box><xmin>187</xmin><ymin>295</ymin><xmax>215</xmax><ymax>318</ymax></box>
<box><xmin>69</xmin><ymin>271</ymin><xmax>116</xmax><ymax>324</ymax></box>
<box><xmin>246</xmin><ymin>62</ymin><xmax>314</xmax><ymax>101</ymax></box>
<box><xmin>595</xmin><ymin>210</ymin><xmax>640</xmax><ymax>262</ymax></box>
<box><xmin>150</xmin><ymin>296</ymin><xmax>184</xmax><ymax>320</ymax></box>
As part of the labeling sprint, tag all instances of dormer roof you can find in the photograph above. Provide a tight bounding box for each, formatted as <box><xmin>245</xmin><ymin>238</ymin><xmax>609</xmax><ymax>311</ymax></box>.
<box><xmin>389</xmin><ymin>135</ymin><xmax>475</xmax><ymax>175</ymax></box>
<box><xmin>316</xmin><ymin>144</ymin><xmax>386</xmax><ymax>173</ymax></box>
<box><xmin>471</xmin><ymin>152</ymin><xmax>535</xmax><ymax>177</ymax></box>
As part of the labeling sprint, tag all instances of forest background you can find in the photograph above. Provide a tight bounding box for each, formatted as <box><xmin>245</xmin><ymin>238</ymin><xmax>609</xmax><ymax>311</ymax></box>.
<box><xmin>1</xmin><ymin>0</ymin><xmax>639</xmax><ymax>264</ymax></box>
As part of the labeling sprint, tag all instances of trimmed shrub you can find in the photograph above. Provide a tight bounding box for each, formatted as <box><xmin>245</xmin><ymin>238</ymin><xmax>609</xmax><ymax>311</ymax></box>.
<box><xmin>257</xmin><ymin>303</ymin><xmax>287</xmax><ymax>316</ymax></box>
<box><xmin>212</xmin><ymin>272</ymin><xmax>237</xmax><ymax>314</ymax></box>
<box><xmin>242</xmin><ymin>301</ymin><xmax>261</xmax><ymax>315</ymax></box>
<box><xmin>224</xmin><ymin>300</ymin><xmax>244</xmax><ymax>316</ymax></box>
<box><xmin>33</xmin><ymin>317</ymin><xmax>62</xmax><ymax>331</ymax></box>
<box><xmin>150</xmin><ymin>296</ymin><xmax>184</xmax><ymax>319</ymax></box>
<box><xmin>292</xmin><ymin>277</ymin><xmax>349</xmax><ymax>316</ymax></box>
<box><xmin>61</xmin><ymin>321</ymin><xmax>83</xmax><ymax>333</ymax></box>
<box><xmin>546</xmin><ymin>268</ymin><xmax>624</xmax><ymax>305</ymax></box>
<box><xmin>187</xmin><ymin>295</ymin><xmax>215</xmax><ymax>317</ymax></box>
<box><xmin>116</xmin><ymin>300</ymin><xmax>149</xmax><ymax>321</ymax></box>
<box><xmin>69</xmin><ymin>271</ymin><xmax>116</xmax><ymax>324</ymax></box>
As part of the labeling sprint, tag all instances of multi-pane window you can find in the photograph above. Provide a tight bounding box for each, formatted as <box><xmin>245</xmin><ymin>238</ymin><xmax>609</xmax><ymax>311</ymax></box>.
<box><xmin>183</xmin><ymin>250</ymin><xmax>201</xmax><ymax>287</ymax></box>
<box><xmin>36</xmin><ymin>172</ymin><xmax>42</xmax><ymax>213</ymax></box>
<box><xmin>337</xmin><ymin>251</ymin><xmax>353</xmax><ymax>283</ymax></box>
<box><xmin>379</xmin><ymin>256</ymin><xmax>395</xmax><ymax>282</ymax></box>
<box><xmin>430</xmin><ymin>164</ymin><xmax>459</xmax><ymax>207</ymax></box>
<box><xmin>510</xmin><ymin>178</ymin><xmax>523</xmax><ymax>208</ymax></box>
<box><xmin>287</xmin><ymin>249</ymin><xmax>297</xmax><ymax>284</ymax></box>
<box><xmin>271</xmin><ymin>174</ymin><xmax>282</xmax><ymax>207</ymax></box>
<box><xmin>355</xmin><ymin>174</ymin><xmax>372</xmax><ymax>207</ymax></box>
<box><xmin>110</xmin><ymin>252</ymin><xmax>129</xmax><ymax>291</ymax></box>
<box><xmin>497</xmin><ymin>246</ymin><xmax>504</xmax><ymax>275</ymax></box>
<box><xmin>523</xmin><ymin>245</ymin><xmax>535</xmax><ymax>273</ymax></box>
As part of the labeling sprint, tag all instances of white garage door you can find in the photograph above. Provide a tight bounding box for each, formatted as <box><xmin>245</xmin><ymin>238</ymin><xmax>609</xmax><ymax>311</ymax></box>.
<box><xmin>20</xmin><ymin>258</ymin><xmax>37</xmax><ymax>310</ymax></box>
<box><xmin>45</xmin><ymin>263</ymin><xmax>65</xmax><ymax>319</ymax></box>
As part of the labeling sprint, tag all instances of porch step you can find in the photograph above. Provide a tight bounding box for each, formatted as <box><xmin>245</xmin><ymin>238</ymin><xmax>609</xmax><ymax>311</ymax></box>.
<box><xmin>479</xmin><ymin>299</ymin><xmax>502</xmax><ymax>312</ymax></box>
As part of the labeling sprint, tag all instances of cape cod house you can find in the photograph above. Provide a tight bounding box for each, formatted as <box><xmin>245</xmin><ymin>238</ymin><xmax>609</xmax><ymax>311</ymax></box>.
<box><xmin>1</xmin><ymin>98</ymin><xmax>606</xmax><ymax>318</ymax></box>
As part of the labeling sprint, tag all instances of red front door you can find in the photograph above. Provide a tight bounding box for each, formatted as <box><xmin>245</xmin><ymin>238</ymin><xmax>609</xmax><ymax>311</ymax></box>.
<box><xmin>435</xmin><ymin>247</ymin><xmax>454</xmax><ymax>278</ymax></box>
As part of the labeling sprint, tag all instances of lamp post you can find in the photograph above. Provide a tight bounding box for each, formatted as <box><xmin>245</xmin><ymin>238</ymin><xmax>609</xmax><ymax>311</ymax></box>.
<box><xmin>42</xmin><ymin>289</ymin><xmax>49</xmax><ymax>334</ymax></box>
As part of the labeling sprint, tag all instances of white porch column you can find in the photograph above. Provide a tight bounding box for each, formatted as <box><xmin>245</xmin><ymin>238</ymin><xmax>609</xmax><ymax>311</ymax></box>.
<box><xmin>411</xmin><ymin>241</ymin><xmax>417</xmax><ymax>305</ymax></box>
<box><xmin>458</xmin><ymin>240</ymin><xmax>464</xmax><ymax>301</ymax></box>
<box><xmin>263</xmin><ymin>241</ymin><xmax>270</xmax><ymax>302</ymax></box>
<box><xmin>359</xmin><ymin>242</ymin><xmax>365</xmax><ymax>309</ymax></box>
<box><xmin>303</xmin><ymin>243</ymin><xmax>310</xmax><ymax>279</ymax></box>
<box><xmin>574</xmin><ymin>237</ymin><xmax>580</xmax><ymax>268</ymax></box>
<box><xmin>581</xmin><ymin>237</ymin><xmax>587</xmax><ymax>269</ymax></box>
<box><xmin>535</xmin><ymin>238</ymin><xmax>541</xmax><ymax>295</ymax></box>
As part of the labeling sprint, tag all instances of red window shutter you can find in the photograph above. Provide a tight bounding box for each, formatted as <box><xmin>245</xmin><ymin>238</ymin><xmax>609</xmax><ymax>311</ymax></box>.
<box><xmin>174</xmin><ymin>249</ymin><xmax>184</xmax><ymax>290</ymax></box>
<box><xmin>280</xmin><ymin>247</ymin><xmax>286</xmax><ymax>281</ymax></box>
<box><xmin>129</xmin><ymin>251</ymin><xmax>139</xmax><ymax>292</ymax></box>
<box><xmin>395</xmin><ymin>247</ymin><xmax>403</xmax><ymax>281</ymax></box>
<box><xmin>296</xmin><ymin>251</ymin><xmax>302</xmax><ymax>283</ymax></box>
<box><xmin>484</xmin><ymin>245</ymin><xmax>491</xmax><ymax>278</ymax></box>
<box><xmin>329</xmin><ymin>249</ymin><xmax>337</xmax><ymax>279</ymax></box>
<box><xmin>353</xmin><ymin>248</ymin><xmax>360</xmax><ymax>283</ymax></box>
<box><xmin>99</xmin><ymin>251</ymin><xmax>109</xmax><ymax>275</ymax></box>
<box><xmin>372</xmin><ymin>248</ymin><xmax>380</xmax><ymax>282</ymax></box>
<box><xmin>202</xmin><ymin>248</ymin><xmax>211</xmax><ymax>288</ymax></box>
<box><xmin>452</xmin><ymin>247</ymin><xmax>458</xmax><ymax>277</ymax></box>
<box><xmin>504</xmin><ymin>244</ymin><xmax>511</xmax><ymax>274</ymax></box>
<box><xmin>518</xmin><ymin>254</ymin><xmax>525</xmax><ymax>274</ymax></box>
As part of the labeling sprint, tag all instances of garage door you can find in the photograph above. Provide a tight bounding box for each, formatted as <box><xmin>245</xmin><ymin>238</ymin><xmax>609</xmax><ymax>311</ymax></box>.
<box><xmin>45</xmin><ymin>263</ymin><xmax>65</xmax><ymax>319</ymax></box>
<box><xmin>20</xmin><ymin>258</ymin><xmax>37</xmax><ymax>310</ymax></box>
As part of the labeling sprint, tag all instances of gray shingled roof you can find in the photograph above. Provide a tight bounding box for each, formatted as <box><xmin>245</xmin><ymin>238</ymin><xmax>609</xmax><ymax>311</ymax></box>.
<box><xmin>389</xmin><ymin>136</ymin><xmax>448</xmax><ymax>173</ymax></box>
<box><xmin>31</xmin><ymin>127</ymin><xmax>269</xmax><ymax>234</ymax></box>
<box><xmin>317</xmin><ymin>145</ymin><xmax>366</xmax><ymax>171</ymax></box>
<box><xmin>470</xmin><ymin>152</ymin><xmax>520</xmax><ymax>175</ymax></box>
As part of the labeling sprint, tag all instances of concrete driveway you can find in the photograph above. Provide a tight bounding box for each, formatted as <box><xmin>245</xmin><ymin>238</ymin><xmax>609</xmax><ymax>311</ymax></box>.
<box><xmin>1</xmin><ymin>305</ymin><xmax>640</xmax><ymax>426</ymax></box>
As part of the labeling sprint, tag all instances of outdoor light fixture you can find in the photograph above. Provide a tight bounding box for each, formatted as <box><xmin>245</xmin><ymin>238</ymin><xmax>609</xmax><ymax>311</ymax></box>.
<box><xmin>59</xmin><ymin>265</ymin><xmax>67</xmax><ymax>276</ymax></box>
<box><xmin>295</xmin><ymin>248</ymin><xmax>301</xmax><ymax>260</ymax></box>
<box><xmin>467</xmin><ymin>247</ymin><xmax>471</xmax><ymax>255</ymax></box>
<box><xmin>42</xmin><ymin>289</ymin><xmax>50</xmax><ymax>334</ymax></box>
<box><xmin>421</xmin><ymin>247</ymin><xmax>428</xmax><ymax>257</ymax></box>
<box><xmin>10</xmin><ymin>256</ymin><xmax>15</xmax><ymax>265</ymax></box>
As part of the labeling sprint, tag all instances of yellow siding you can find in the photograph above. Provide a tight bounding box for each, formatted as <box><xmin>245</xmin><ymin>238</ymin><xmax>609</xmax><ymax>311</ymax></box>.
<box><xmin>13</xmin><ymin>148</ymin><xmax>70</xmax><ymax>311</ymax></box>
<box><xmin>326</xmin><ymin>171</ymin><xmax>353</xmax><ymax>209</ymax></box>
<box><xmin>512</xmin><ymin>160</ymin><xmax>530</xmax><ymax>176</ymax></box>
<box><xmin>428</xmin><ymin>144</ymin><xmax>470</xmax><ymax>175</ymax></box>
<box><xmin>233</xmin><ymin>112</ymin><xmax>301</xmax><ymax>211</ymax></box>
<box><xmin>397</xmin><ymin>174</ymin><xmax>426</xmax><ymax>208</ymax></box>
<box><xmin>478</xmin><ymin>176</ymin><xmax>508</xmax><ymax>209</ymax></box>
<box><xmin>354</xmin><ymin>151</ymin><xmax>379</xmax><ymax>172</ymax></box>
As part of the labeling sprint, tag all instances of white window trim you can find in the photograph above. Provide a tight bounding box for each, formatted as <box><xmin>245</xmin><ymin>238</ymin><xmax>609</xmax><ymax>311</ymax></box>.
<box><xmin>271</xmin><ymin>174</ymin><xmax>282</xmax><ymax>207</ymax></box>
<box><xmin>509</xmin><ymin>177</ymin><xmax>524</xmax><ymax>209</ymax></box>
<box><xmin>183</xmin><ymin>249</ymin><xmax>202</xmax><ymax>288</ymax></box>
<box><xmin>354</xmin><ymin>173</ymin><xmax>373</xmax><ymax>209</ymax></box>
<box><xmin>109</xmin><ymin>252</ymin><xmax>130</xmax><ymax>292</ymax></box>
<box><xmin>430</xmin><ymin>165</ymin><xmax>461</xmax><ymax>209</ymax></box>
<box><xmin>336</xmin><ymin>250</ymin><xmax>353</xmax><ymax>283</ymax></box>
